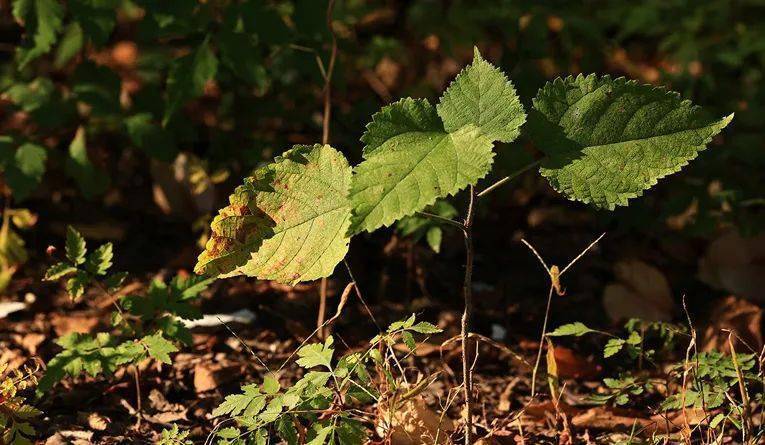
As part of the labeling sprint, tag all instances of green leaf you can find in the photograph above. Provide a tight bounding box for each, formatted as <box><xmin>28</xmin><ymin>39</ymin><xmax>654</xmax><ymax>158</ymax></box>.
<box><xmin>261</xmin><ymin>374</ymin><xmax>280</xmax><ymax>395</ymax></box>
<box><xmin>142</xmin><ymin>332</ymin><xmax>178</xmax><ymax>364</ymax></box>
<box><xmin>426</xmin><ymin>227</ymin><xmax>442</xmax><ymax>253</ymax></box>
<box><xmin>85</xmin><ymin>243</ymin><xmax>113</xmax><ymax>276</ymax></box>
<box><xmin>12</xmin><ymin>0</ymin><xmax>64</xmax><ymax>68</ymax></box>
<box><xmin>195</xmin><ymin>144</ymin><xmax>352</xmax><ymax>285</ymax></box>
<box><xmin>163</xmin><ymin>37</ymin><xmax>218</xmax><ymax>125</ymax></box>
<box><xmin>213</xmin><ymin>384</ymin><xmax>265</xmax><ymax>417</ymax></box>
<box><xmin>44</xmin><ymin>262</ymin><xmax>77</xmax><ymax>281</ymax></box>
<box><xmin>37</xmin><ymin>333</ymin><xmax>144</xmax><ymax>394</ymax></box>
<box><xmin>350</xmin><ymin>98</ymin><xmax>493</xmax><ymax>233</ymax></box>
<box><xmin>410</xmin><ymin>321</ymin><xmax>442</xmax><ymax>334</ymax></box>
<box><xmin>548</xmin><ymin>322</ymin><xmax>597</xmax><ymax>337</ymax></box>
<box><xmin>65</xmin><ymin>127</ymin><xmax>109</xmax><ymax>199</ymax></box>
<box><xmin>530</xmin><ymin>74</ymin><xmax>734</xmax><ymax>209</ymax></box>
<box><xmin>5</xmin><ymin>143</ymin><xmax>47</xmax><ymax>201</ymax></box>
<box><xmin>68</xmin><ymin>0</ymin><xmax>118</xmax><ymax>46</ymax></box>
<box><xmin>65</xmin><ymin>225</ymin><xmax>87</xmax><ymax>265</ymax></box>
<box><xmin>603</xmin><ymin>338</ymin><xmax>625</xmax><ymax>358</ymax></box>
<box><xmin>124</xmin><ymin>113</ymin><xmax>177</xmax><ymax>162</ymax></box>
<box><xmin>296</xmin><ymin>336</ymin><xmax>334</xmax><ymax>370</ymax></box>
<box><xmin>65</xmin><ymin>271</ymin><xmax>89</xmax><ymax>300</ymax></box>
<box><xmin>54</xmin><ymin>22</ymin><xmax>83</xmax><ymax>68</ymax></box>
<box><xmin>402</xmin><ymin>331</ymin><xmax>416</xmax><ymax>351</ymax></box>
<box><xmin>350</xmin><ymin>49</ymin><xmax>524</xmax><ymax>234</ymax></box>
<box><xmin>437</xmin><ymin>47</ymin><xmax>526</xmax><ymax>142</ymax></box>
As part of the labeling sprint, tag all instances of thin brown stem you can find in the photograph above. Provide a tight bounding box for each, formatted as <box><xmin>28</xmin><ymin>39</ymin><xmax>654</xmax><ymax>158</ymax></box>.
<box><xmin>133</xmin><ymin>365</ymin><xmax>142</xmax><ymax>428</ymax></box>
<box><xmin>317</xmin><ymin>0</ymin><xmax>338</xmax><ymax>339</ymax></box>
<box><xmin>461</xmin><ymin>185</ymin><xmax>477</xmax><ymax>445</ymax></box>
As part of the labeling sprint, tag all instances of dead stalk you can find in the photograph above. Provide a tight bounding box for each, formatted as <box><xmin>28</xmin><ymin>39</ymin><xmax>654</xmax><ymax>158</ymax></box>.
<box><xmin>728</xmin><ymin>332</ymin><xmax>753</xmax><ymax>444</ymax></box>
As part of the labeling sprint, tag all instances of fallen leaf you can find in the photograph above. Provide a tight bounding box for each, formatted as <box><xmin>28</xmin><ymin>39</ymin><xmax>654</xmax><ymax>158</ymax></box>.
<box><xmin>699</xmin><ymin>231</ymin><xmax>765</xmax><ymax>303</ymax></box>
<box><xmin>377</xmin><ymin>398</ymin><xmax>454</xmax><ymax>445</ymax></box>
<box><xmin>552</xmin><ymin>345</ymin><xmax>600</xmax><ymax>380</ymax></box>
<box><xmin>702</xmin><ymin>295</ymin><xmax>763</xmax><ymax>353</ymax></box>
<box><xmin>51</xmin><ymin>312</ymin><xmax>100</xmax><ymax>336</ymax></box>
<box><xmin>193</xmin><ymin>362</ymin><xmax>239</xmax><ymax>393</ymax></box>
<box><xmin>602</xmin><ymin>260</ymin><xmax>673</xmax><ymax>323</ymax></box>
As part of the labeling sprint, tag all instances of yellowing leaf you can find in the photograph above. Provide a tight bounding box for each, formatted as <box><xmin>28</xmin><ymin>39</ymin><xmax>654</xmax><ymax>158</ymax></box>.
<box><xmin>196</xmin><ymin>144</ymin><xmax>352</xmax><ymax>285</ymax></box>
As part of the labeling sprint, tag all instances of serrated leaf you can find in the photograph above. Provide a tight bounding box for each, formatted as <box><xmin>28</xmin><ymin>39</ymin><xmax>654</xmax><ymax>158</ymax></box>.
<box><xmin>65</xmin><ymin>225</ymin><xmax>87</xmax><ymax>265</ymax></box>
<box><xmin>603</xmin><ymin>338</ymin><xmax>625</xmax><ymax>358</ymax></box>
<box><xmin>65</xmin><ymin>271</ymin><xmax>89</xmax><ymax>300</ymax></box>
<box><xmin>350</xmin><ymin>99</ymin><xmax>493</xmax><ymax>233</ymax></box>
<box><xmin>296</xmin><ymin>336</ymin><xmax>334</xmax><ymax>370</ymax></box>
<box><xmin>437</xmin><ymin>47</ymin><xmax>526</xmax><ymax>142</ymax></box>
<box><xmin>410</xmin><ymin>321</ymin><xmax>442</xmax><ymax>334</ymax></box>
<box><xmin>164</xmin><ymin>37</ymin><xmax>218</xmax><ymax>125</ymax></box>
<box><xmin>104</xmin><ymin>271</ymin><xmax>127</xmax><ymax>291</ymax></box>
<box><xmin>12</xmin><ymin>0</ymin><xmax>64</xmax><ymax>68</ymax></box>
<box><xmin>402</xmin><ymin>331</ymin><xmax>416</xmax><ymax>351</ymax></box>
<box><xmin>350</xmin><ymin>49</ymin><xmax>524</xmax><ymax>234</ymax></box>
<box><xmin>44</xmin><ymin>262</ymin><xmax>77</xmax><ymax>281</ymax></box>
<box><xmin>196</xmin><ymin>144</ymin><xmax>352</xmax><ymax>285</ymax></box>
<box><xmin>548</xmin><ymin>322</ymin><xmax>596</xmax><ymax>337</ymax></box>
<box><xmin>213</xmin><ymin>384</ymin><xmax>264</xmax><ymax>417</ymax></box>
<box><xmin>142</xmin><ymin>332</ymin><xmax>177</xmax><ymax>364</ymax></box>
<box><xmin>530</xmin><ymin>74</ymin><xmax>733</xmax><ymax>209</ymax></box>
<box><xmin>37</xmin><ymin>332</ymin><xmax>143</xmax><ymax>394</ymax></box>
<box><xmin>86</xmin><ymin>243</ymin><xmax>113</xmax><ymax>276</ymax></box>
<box><xmin>261</xmin><ymin>374</ymin><xmax>280</xmax><ymax>395</ymax></box>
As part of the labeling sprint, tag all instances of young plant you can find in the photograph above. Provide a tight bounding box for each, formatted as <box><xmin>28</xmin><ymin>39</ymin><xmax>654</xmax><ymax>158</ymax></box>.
<box><xmin>38</xmin><ymin>226</ymin><xmax>213</xmax><ymax>394</ymax></box>
<box><xmin>0</xmin><ymin>361</ymin><xmax>41</xmax><ymax>445</ymax></box>
<box><xmin>210</xmin><ymin>314</ymin><xmax>442</xmax><ymax>444</ymax></box>
<box><xmin>196</xmin><ymin>48</ymin><xmax>733</xmax><ymax>444</ymax></box>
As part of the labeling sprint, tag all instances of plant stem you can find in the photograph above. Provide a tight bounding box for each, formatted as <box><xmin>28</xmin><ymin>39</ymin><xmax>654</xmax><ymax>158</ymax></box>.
<box><xmin>133</xmin><ymin>365</ymin><xmax>142</xmax><ymax>427</ymax></box>
<box><xmin>477</xmin><ymin>158</ymin><xmax>542</xmax><ymax>198</ymax></box>
<box><xmin>417</xmin><ymin>211</ymin><xmax>466</xmax><ymax>230</ymax></box>
<box><xmin>461</xmin><ymin>185</ymin><xmax>477</xmax><ymax>445</ymax></box>
<box><xmin>317</xmin><ymin>0</ymin><xmax>338</xmax><ymax>339</ymax></box>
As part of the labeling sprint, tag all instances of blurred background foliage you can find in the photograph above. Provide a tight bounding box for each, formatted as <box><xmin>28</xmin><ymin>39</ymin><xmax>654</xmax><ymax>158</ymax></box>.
<box><xmin>0</xmin><ymin>0</ymin><xmax>763</xmax><ymax>285</ymax></box>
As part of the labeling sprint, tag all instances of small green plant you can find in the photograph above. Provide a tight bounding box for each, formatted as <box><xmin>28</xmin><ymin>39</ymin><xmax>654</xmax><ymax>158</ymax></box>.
<box><xmin>0</xmin><ymin>361</ymin><xmax>41</xmax><ymax>445</ymax></box>
<box><xmin>158</xmin><ymin>424</ymin><xmax>193</xmax><ymax>445</ymax></box>
<box><xmin>197</xmin><ymin>49</ymin><xmax>733</xmax><ymax>444</ymax></box>
<box><xmin>662</xmin><ymin>351</ymin><xmax>758</xmax><ymax>424</ymax></box>
<box><xmin>38</xmin><ymin>226</ymin><xmax>213</xmax><ymax>394</ymax></box>
<box><xmin>211</xmin><ymin>314</ymin><xmax>442</xmax><ymax>444</ymax></box>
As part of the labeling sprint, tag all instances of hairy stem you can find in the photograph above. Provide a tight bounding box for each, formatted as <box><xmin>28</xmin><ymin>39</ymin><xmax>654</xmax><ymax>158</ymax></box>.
<box><xmin>461</xmin><ymin>185</ymin><xmax>477</xmax><ymax>445</ymax></box>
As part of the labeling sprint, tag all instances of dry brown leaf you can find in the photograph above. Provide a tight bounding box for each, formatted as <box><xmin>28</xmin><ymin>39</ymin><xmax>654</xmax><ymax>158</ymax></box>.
<box><xmin>602</xmin><ymin>259</ymin><xmax>673</xmax><ymax>323</ymax></box>
<box><xmin>699</xmin><ymin>231</ymin><xmax>765</xmax><ymax>303</ymax></box>
<box><xmin>702</xmin><ymin>295</ymin><xmax>763</xmax><ymax>353</ymax></box>
<box><xmin>377</xmin><ymin>398</ymin><xmax>454</xmax><ymax>445</ymax></box>
<box><xmin>193</xmin><ymin>362</ymin><xmax>239</xmax><ymax>393</ymax></box>
<box><xmin>552</xmin><ymin>345</ymin><xmax>600</xmax><ymax>380</ymax></box>
<box><xmin>51</xmin><ymin>312</ymin><xmax>100</xmax><ymax>336</ymax></box>
<box><xmin>571</xmin><ymin>406</ymin><xmax>706</xmax><ymax>435</ymax></box>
